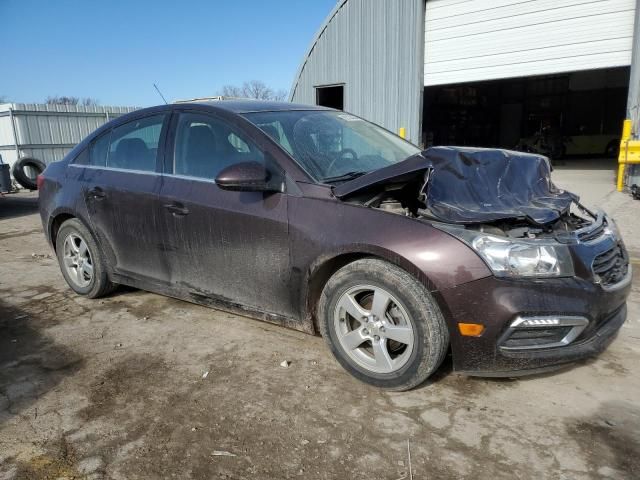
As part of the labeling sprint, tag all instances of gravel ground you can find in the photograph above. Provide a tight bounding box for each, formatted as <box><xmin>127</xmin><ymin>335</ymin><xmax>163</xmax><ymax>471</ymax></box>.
<box><xmin>1</xmin><ymin>166</ymin><xmax>639</xmax><ymax>479</ymax></box>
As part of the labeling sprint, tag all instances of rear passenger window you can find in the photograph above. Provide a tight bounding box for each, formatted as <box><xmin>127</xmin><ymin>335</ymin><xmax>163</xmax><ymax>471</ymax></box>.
<box><xmin>107</xmin><ymin>115</ymin><xmax>164</xmax><ymax>171</ymax></box>
<box><xmin>73</xmin><ymin>132</ymin><xmax>111</xmax><ymax>167</ymax></box>
<box><xmin>89</xmin><ymin>132</ymin><xmax>110</xmax><ymax>167</ymax></box>
<box><xmin>73</xmin><ymin>148</ymin><xmax>89</xmax><ymax>165</ymax></box>
<box><xmin>173</xmin><ymin>113</ymin><xmax>264</xmax><ymax>179</ymax></box>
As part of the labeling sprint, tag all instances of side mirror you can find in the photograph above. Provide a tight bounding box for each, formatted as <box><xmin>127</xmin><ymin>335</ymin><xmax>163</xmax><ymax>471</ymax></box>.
<box><xmin>215</xmin><ymin>161</ymin><xmax>284</xmax><ymax>193</ymax></box>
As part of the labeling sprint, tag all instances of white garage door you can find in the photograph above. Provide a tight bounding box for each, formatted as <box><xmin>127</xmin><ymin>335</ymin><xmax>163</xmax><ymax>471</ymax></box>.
<box><xmin>424</xmin><ymin>0</ymin><xmax>636</xmax><ymax>86</ymax></box>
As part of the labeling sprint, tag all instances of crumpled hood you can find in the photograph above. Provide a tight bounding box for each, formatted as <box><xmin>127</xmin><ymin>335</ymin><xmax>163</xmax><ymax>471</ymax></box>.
<box><xmin>333</xmin><ymin>153</ymin><xmax>433</xmax><ymax>198</ymax></box>
<box><xmin>334</xmin><ymin>146</ymin><xmax>578</xmax><ymax>226</ymax></box>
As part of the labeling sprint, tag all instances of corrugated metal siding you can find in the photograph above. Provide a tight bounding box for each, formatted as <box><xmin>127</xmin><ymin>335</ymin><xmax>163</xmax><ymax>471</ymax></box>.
<box><xmin>425</xmin><ymin>0</ymin><xmax>637</xmax><ymax>86</ymax></box>
<box><xmin>290</xmin><ymin>0</ymin><xmax>425</xmax><ymax>145</ymax></box>
<box><xmin>0</xmin><ymin>103</ymin><xmax>138</xmax><ymax>167</ymax></box>
<box><xmin>0</xmin><ymin>115</ymin><xmax>14</xmax><ymax>147</ymax></box>
<box><xmin>12</xmin><ymin>147</ymin><xmax>74</xmax><ymax>165</ymax></box>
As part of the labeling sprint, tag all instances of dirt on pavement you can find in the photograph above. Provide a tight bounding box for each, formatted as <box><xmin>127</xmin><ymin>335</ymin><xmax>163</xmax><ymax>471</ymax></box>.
<box><xmin>0</xmin><ymin>184</ymin><xmax>639</xmax><ymax>479</ymax></box>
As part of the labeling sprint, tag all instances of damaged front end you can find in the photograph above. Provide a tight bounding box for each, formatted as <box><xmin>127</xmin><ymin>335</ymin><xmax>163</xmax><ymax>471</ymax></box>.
<box><xmin>334</xmin><ymin>146</ymin><xmax>630</xmax><ymax>288</ymax></box>
<box><xmin>334</xmin><ymin>146</ymin><xmax>631</xmax><ymax>373</ymax></box>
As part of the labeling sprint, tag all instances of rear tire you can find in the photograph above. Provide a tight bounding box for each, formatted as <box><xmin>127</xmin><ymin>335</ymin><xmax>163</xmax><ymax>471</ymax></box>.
<box><xmin>318</xmin><ymin>258</ymin><xmax>449</xmax><ymax>391</ymax></box>
<box><xmin>55</xmin><ymin>218</ymin><xmax>117</xmax><ymax>298</ymax></box>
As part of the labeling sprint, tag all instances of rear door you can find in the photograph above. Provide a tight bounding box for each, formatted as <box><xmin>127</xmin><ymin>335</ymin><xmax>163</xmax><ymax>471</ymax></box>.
<box><xmin>79</xmin><ymin>113</ymin><xmax>171</xmax><ymax>283</ymax></box>
<box><xmin>157</xmin><ymin>110</ymin><xmax>293</xmax><ymax>318</ymax></box>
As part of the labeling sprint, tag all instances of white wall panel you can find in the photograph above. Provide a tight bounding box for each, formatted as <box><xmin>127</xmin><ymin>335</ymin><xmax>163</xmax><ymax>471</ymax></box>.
<box><xmin>425</xmin><ymin>0</ymin><xmax>636</xmax><ymax>85</ymax></box>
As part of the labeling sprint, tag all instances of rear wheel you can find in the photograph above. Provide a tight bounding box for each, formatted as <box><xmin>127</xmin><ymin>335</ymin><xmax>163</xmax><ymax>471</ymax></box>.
<box><xmin>55</xmin><ymin>218</ymin><xmax>116</xmax><ymax>298</ymax></box>
<box><xmin>318</xmin><ymin>258</ymin><xmax>449</xmax><ymax>391</ymax></box>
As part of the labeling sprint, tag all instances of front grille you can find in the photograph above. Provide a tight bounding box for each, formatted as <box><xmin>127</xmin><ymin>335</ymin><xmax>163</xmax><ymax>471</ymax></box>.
<box><xmin>592</xmin><ymin>243</ymin><xmax>629</xmax><ymax>286</ymax></box>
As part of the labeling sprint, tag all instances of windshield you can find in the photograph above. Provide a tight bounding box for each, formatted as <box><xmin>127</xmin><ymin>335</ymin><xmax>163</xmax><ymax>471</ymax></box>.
<box><xmin>242</xmin><ymin>110</ymin><xmax>421</xmax><ymax>183</ymax></box>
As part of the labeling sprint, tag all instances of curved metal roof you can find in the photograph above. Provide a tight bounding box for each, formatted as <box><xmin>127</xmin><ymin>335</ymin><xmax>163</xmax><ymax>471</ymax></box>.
<box><xmin>289</xmin><ymin>0</ymin><xmax>350</xmax><ymax>101</ymax></box>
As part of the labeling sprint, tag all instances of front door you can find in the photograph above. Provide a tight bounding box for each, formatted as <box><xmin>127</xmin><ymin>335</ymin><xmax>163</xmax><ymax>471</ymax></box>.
<box><xmin>158</xmin><ymin>111</ymin><xmax>293</xmax><ymax>318</ymax></box>
<box><xmin>81</xmin><ymin>113</ymin><xmax>171</xmax><ymax>283</ymax></box>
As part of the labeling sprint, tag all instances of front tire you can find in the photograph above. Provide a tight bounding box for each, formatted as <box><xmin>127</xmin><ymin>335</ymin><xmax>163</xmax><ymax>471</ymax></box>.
<box><xmin>318</xmin><ymin>258</ymin><xmax>449</xmax><ymax>391</ymax></box>
<box><xmin>55</xmin><ymin>218</ymin><xmax>116</xmax><ymax>298</ymax></box>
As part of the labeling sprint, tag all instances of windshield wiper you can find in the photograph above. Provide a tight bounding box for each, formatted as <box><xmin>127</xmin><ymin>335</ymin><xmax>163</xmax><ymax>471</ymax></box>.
<box><xmin>322</xmin><ymin>171</ymin><xmax>367</xmax><ymax>184</ymax></box>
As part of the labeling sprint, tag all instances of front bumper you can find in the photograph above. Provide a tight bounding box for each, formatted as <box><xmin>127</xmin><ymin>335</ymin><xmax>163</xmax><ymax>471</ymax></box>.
<box><xmin>437</xmin><ymin>271</ymin><xmax>631</xmax><ymax>376</ymax></box>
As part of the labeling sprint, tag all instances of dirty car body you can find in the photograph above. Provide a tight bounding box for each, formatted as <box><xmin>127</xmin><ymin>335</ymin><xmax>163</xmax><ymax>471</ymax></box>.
<box><xmin>38</xmin><ymin>101</ymin><xmax>631</xmax><ymax>389</ymax></box>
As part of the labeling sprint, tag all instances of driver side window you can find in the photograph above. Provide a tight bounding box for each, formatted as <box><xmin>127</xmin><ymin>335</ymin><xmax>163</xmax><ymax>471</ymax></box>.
<box><xmin>173</xmin><ymin>113</ymin><xmax>265</xmax><ymax>179</ymax></box>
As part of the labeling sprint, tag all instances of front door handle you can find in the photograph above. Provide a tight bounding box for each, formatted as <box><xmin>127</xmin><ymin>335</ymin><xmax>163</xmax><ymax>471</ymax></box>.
<box><xmin>164</xmin><ymin>203</ymin><xmax>189</xmax><ymax>216</ymax></box>
<box><xmin>87</xmin><ymin>187</ymin><xmax>105</xmax><ymax>199</ymax></box>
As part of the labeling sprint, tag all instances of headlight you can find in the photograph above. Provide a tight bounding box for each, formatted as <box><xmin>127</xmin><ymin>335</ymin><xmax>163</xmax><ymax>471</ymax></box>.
<box><xmin>438</xmin><ymin>226</ymin><xmax>575</xmax><ymax>278</ymax></box>
<box><xmin>603</xmin><ymin>215</ymin><xmax>619</xmax><ymax>239</ymax></box>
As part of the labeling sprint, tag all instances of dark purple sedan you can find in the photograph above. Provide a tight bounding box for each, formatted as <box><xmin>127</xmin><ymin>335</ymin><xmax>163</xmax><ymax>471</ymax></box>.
<box><xmin>38</xmin><ymin>100</ymin><xmax>631</xmax><ymax>390</ymax></box>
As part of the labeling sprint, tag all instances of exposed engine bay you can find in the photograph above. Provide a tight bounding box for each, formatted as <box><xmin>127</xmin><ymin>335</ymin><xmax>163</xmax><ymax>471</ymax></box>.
<box><xmin>353</xmin><ymin>183</ymin><xmax>599</xmax><ymax>240</ymax></box>
<box><xmin>334</xmin><ymin>146</ymin><xmax>603</xmax><ymax>241</ymax></box>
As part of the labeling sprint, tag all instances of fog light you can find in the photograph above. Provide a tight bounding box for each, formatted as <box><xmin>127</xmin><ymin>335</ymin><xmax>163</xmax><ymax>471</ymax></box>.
<box><xmin>500</xmin><ymin>315</ymin><xmax>589</xmax><ymax>350</ymax></box>
<box><xmin>458</xmin><ymin>323</ymin><xmax>485</xmax><ymax>337</ymax></box>
<box><xmin>519</xmin><ymin>318</ymin><xmax>561</xmax><ymax>326</ymax></box>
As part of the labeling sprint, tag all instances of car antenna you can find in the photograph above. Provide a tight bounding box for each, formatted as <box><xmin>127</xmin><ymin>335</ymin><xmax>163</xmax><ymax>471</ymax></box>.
<box><xmin>153</xmin><ymin>83</ymin><xmax>168</xmax><ymax>104</ymax></box>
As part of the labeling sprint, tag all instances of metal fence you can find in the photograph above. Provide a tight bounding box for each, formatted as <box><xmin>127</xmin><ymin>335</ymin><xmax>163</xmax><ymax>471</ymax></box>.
<box><xmin>0</xmin><ymin>103</ymin><xmax>139</xmax><ymax>168</ymax></box>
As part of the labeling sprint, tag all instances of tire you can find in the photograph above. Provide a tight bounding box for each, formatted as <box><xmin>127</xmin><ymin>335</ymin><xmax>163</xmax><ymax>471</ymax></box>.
<box><xmin>318</xmin><ymin>258</ymin><xmax>449</xmax><ymax>391</ymax></box>
<box><xmin>55</xmin><ymin>218</ymin><xmax>117</xmax><ymax>298</ymax></box>
<box><xmin>12</xmin><ymin>157</ymin><xmax>46</xmax><ymax>190</ymax></box>
<box><xmin>605</xmin><ymin>140</ymin><xmax>619</xmax><ymax>159</ymax></box>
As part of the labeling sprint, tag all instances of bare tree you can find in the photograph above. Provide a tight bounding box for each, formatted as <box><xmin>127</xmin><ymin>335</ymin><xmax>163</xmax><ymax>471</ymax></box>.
<box><xmin>81</xmin><ymin>97</ymin><xmax>100</xmax><ymax>106</ymax></box>
<box><xmin>46</xmin><ymin>96</ymin><xmax>99</xmax><ymax>106</ymax></box>
<box><xmin>0</xmin><ymin>95</ymin><xmax>9</xmax><ymax>103</ymax></box>
<box><xmin>273</xmin><ymin>89</ymin><xmax>289</xmax><ymax>102</ymax></box>
<box><xmin>243</xmin><ymin>80</ymin><xmax>274</xmax><ymax>100</ymax></box>
<box><xmin>220</xmin><ymin>85</ymin><xmax>243</xmax><ymax>98</ymax></box>
<box><xmin>218</xmin><ymin>81</ymin><xmax>289</xmax><ymax>101</ymax></box>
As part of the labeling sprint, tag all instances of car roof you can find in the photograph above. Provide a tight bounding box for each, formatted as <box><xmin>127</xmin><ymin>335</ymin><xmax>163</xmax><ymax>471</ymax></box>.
<box><xmin>181</xmin><ymin>99</ymin><xmax>334</xmax><ymax>114</ymax></box>
<box><xmin>93</xmin><ymin>100</ymin><xmax>334</xmax><ymax>142</ymax></box>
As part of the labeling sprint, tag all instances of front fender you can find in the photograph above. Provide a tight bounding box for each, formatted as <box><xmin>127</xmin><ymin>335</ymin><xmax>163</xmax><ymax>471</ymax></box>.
<box><xmin>288</xmin><ymin>196</ymin><xmax>491</xmax><ymax>326</ymax></box>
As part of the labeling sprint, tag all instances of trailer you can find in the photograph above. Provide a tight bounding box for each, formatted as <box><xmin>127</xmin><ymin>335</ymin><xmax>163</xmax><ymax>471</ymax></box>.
<box><xmin>0</xmin><ymin>103</ymin><xmax>138</xmax><ymax>191</ymax></box>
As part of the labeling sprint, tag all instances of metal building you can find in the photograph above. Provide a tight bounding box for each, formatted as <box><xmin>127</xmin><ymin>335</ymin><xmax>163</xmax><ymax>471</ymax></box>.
<box><xmin>291</xmin><ymin>0</ymin><xmax>425</xmax><ymax>145</ymax></box>
<box><xmin>291</xmin><ymin>0</ymin><xmax>640</xmax><ymax>183</ymax></box>
<box><xmin>0</xmin><ymin>103</ymin><xmax>138</xmax><ymax>169</ymax></box>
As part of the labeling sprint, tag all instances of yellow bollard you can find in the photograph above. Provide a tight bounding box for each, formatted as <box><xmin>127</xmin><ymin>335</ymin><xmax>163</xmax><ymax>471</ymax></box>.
<box><xmin>617</xmin><ymin>163</ymin><xmax>626</xmax><ymax>192</ymax></box>
<box><xmin>617</xmin><ymin>119</ymin><xmax>640</xmax><ymax>191</ymax></box>
<box><xmin>622</xmin><ymin>119</ymin><xmax>632</xmax><ymax>141</ymax></box>
<box><xmin>398</xmin><ymin>127</ymin><xmax>406</xmax><ymax>139</ymax></box>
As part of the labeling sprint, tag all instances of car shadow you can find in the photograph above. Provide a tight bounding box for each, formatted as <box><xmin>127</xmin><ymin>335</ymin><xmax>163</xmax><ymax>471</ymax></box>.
<box><xmin>416</xmin><ymin>352</ymin><xmax>591</xmax><ymax>392</ymax></box>
<box><xmin>566</xmin><ymin>400</ymin><xmax>640</xmax><ymax>476</ymax></box>
<box><xmin>0</xmin><ymin>192</ymin><xmax>39</xmax><ymax>221</ymax></box>
<box><xmin>0</xmin><ymin>299</ymin><xmax>83</xmax><ymax>426</ymax></box>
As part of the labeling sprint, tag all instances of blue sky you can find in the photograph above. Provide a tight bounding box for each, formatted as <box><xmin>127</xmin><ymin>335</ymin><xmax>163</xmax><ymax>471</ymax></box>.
<box><xmin>0</xmin><ymin>0</ymin><xmax>336</xmax><ymax>106</ymax></box>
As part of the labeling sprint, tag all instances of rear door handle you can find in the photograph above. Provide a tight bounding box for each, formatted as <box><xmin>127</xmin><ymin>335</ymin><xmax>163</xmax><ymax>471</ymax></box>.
<box><xmin>164</xmin><ymin>203</ymin><xmax>189</xmax><ymax>216</ymax></box>
<box><xmin>87</xmin><ymin>187</ymin><xmax>105</xmax><ymax>199</ymax></box>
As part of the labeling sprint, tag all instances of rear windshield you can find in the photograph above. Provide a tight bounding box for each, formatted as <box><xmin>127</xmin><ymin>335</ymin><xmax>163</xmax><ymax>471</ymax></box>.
<box><xmin>242</xmin><ymin>110</ymin><xmax>420</xmax><ymax>183</ymax></box>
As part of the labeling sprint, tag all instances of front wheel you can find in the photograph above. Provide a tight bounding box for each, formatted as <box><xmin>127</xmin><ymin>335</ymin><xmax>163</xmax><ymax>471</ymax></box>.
<box><xmin>318</xmin><ymin>259</ymin><xmax>449</xmax><ymax>391</ymax></box>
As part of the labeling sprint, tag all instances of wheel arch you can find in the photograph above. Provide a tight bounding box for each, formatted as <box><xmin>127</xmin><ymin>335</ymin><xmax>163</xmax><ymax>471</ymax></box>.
<box><xmin>49</xmin><ymin>209</ymin><xmax>81</xmax><ymax>252</ymax></box>
<box><xmin>303</xmin><ymin>246</ymin><xmax>438</xmax><ymax>335</ymax></box>
<box><xmin>48</xmin><ymin>210</ymin><xmax>111</xmax><ymax>264</ymax></box>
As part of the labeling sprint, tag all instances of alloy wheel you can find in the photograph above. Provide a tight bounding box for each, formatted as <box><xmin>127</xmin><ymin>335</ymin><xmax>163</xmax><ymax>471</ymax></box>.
<box><xmin>62</xmin><ymin>233</ymin><xmax>94</xmax><ymax>288</ymax></box>
<box><xmin>333</xmin><ymin>284</ymin><xmax>415</xmax><ymax>374</ymax></box>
